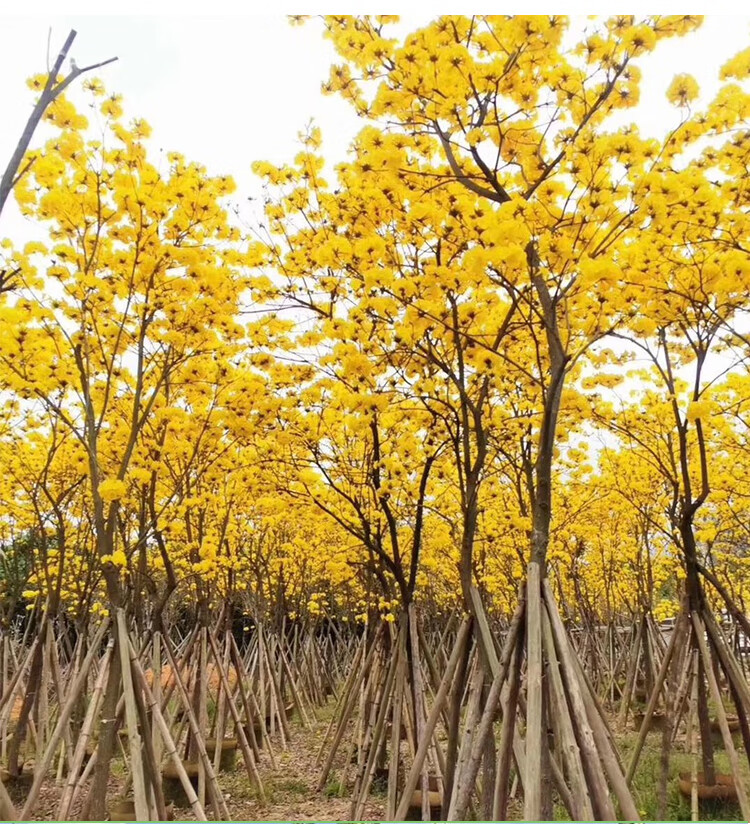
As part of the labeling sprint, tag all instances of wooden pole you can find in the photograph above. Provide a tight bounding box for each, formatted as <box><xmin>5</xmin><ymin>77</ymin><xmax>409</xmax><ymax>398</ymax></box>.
<box><xmin>493</xmin><ymin>632</ymin><xmax>523</xmax><ymax>820</ymax></box>
<box><xmin>525</xmin><ymin>562</ymin><xmax>544</xmax><ymax>820</ymax></box>
<box><xmin>387</xmin><ymin>620</ymin><xmax>407</xmax><ymax>820</ymax></box>
<box><xmin>542</xmin><ymin>605</ymin><xmax>593</xmax><ymax>820</ymax></box>
<box><xmin>317</xmin><ymin>625</ymin><xmax>383</xmax><ymax>791</ymax></box>
<box><xmin>314</xmin><ymin>633</ymin><xmax>364</xmax><ymax>768</ymax></box>
<box><xmin>693</xmin><ymin>612</ymin><xmax>750</xmax><ymax>821</ymax></box>
<box><xmin>161</xmin><ymin>630</ymin><xmax>231</xmax><ymax>820</ymax></box>
<box><xmin>393</xmin><ymin>617</ymin><xmax>471</xmax><ymax>821</ymax></box>
<box><xmin>408</xmin><ymin>605</ymin><xmax>430</xmax><ymax>820</ymax></box>
<box><xmin>543</xmin><ymin>585</ymin><xmax>618</xmax><ymax>820</ymax></box>
<box><xmin>207</xmin><ymin>628</ymin><xmax>265</xmax><ymax>797</ymax></box>
<box><xmin>625</xmin><ymin>609</ymin><xmax>683</xmax><ymax>785</ymax></box>
<box><xmin>115</xmin><ymin>609</ymin><xmax>150</xmax><ymax>821</ymax></box>
<box><xmin>228</xmin><ymin>633</ymin><xmax>273</xmax><ymax>768</ymax></box>
<box><xmin>19</xmin><ymin>619</ymin><xmax>108</xmax><ymax>820</ymax></box>
<box><xmin>57</xmin><ymin>644</ymin><xmax>112</xmax><ymax>819</ymax></box>
<box><xmin>127</xmin><ymin>641</ymin><xmax>208</xmax><ymax>822</ymax></box>
<box><xmin>352</xmin><ymin>632</ymin><xmax>399</xmax><ymax>820</ymax></box>
<box><xmin>689</xmin><ymin>650</ymin><xmax>699</xmax><ymax>822</ymax></box>
<box><xmin>448</xmin><ymin>600</ymin><xmax>525</xmax><ymax>820</ymax></box>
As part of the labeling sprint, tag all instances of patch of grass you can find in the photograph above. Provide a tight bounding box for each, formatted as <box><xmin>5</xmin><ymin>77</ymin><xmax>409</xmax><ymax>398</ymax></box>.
<box><xmin>110</xmin><ymin>757</ymin><xmax>127</xmax><ymax>778</ymax></box>
<box><xmin>222</xmin><ymin>768</ymin><xmax>265</xmax><ymax>803</ymax></box>
<box><xmin>370</xmin><ymin>770</ymin><xmax>389</xmax><ymax>797</ymax></box>
<box><xmin>553</xmin><ymin>802</ymin><xmax>572</xmax><ymax>821</ymax></box>
<box><xmin>274</xmin><ymin>777</ymin><xmax>309</xmax><ymax>797</ymax></box>
<box><xmin>625</xmin><ymin>728</ymin><xmax>746</xmax><ymax>821</ymax></box>
<box><xmin>324</xmin><ymin>774</ymin><xmax>346</xmax><ymax>798</ymax></box>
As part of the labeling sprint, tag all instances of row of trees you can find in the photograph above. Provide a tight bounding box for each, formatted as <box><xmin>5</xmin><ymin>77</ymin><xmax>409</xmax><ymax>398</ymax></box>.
<box><xmin>1</xmin><ymin>15</ymin><xmax>750</xmax><ymax>820</ymax></box>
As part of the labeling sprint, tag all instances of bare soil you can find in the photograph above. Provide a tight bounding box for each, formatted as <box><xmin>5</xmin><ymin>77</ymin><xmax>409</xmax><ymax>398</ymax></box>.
<box><xmin>17</xmin><ymin>705</ymin><xmax>385</xmax><ymax>822</ymax></box>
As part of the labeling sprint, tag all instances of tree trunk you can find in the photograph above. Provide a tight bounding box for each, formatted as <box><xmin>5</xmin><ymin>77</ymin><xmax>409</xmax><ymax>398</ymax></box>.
<box><xmin>87</xmin><ymin>642</ymin><xmax>121</xmax><ymax>820</ymax></box>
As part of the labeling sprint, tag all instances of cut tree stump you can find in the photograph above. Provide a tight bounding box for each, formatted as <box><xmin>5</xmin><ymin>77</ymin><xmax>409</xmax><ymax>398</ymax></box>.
<box><xmin>678</xmin><ymin>772</ymin><xmax>738</xmax><ymax>803</ymax></box>
<box><xmin>710</xmin><ymin>716</ymin><xmax>741</xmax><ymax>747</ymax></box>
<box><xmin>406</xmin><ymin>790</ymin><xmax>441</xmax><ymax>821</ymax></box>
<box><xmin>241</xmin><ymin>722</ymin><xmax>264</xmax><ymax>747</ymax></box>
<box><xmin>110</xmin><ymin>798</ymin><xmax>136</xmax><ymax>821</ymax></box>
<box><xmin>162</xmin><ymin>760</ymin><xmax>200</xmax><ymax>808</ymax></box>
<box><xmin>710</xmin><ymin>716</ymin><xmax>740</xmax><ymax>733</ymax></box>
<box><xmin>110</xmin><ymin>798</ymin><xmax>174</xmax><ymax>821</ymax></box>
<box><xmin>205</xmin><ymin>737</ymin><xmax>238</xmax><ymax>772</ymax></box>
<box><xmin>0</xmin><ymin>766</ymin><xmax>34</xmax><ymax>806</ymax></box>
<box><xmin>406</xmin><ymin>776</ymin><xmax>442</xmax><ymax>821</ymax></box>
<box><xmin>633</xmin><ymin>711</ymin><xmax>668</xmax><ymax>732</ymax></box>
<box><xmin>0</xmin><ymin>767</ymin><xmax>33</xmax><ymax>786</ymax></box>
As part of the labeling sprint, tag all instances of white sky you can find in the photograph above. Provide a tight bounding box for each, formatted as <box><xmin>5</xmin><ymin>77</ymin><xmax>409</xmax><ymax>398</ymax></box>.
<box><xmin>2</xmin><ymin>13</ymin><xmax>750</xmax><ymax>221</ymax></box>
<box><xmin>1</xmin><ymin>11</ymin><xmax>749</xmax><ymax>460</ymax></box>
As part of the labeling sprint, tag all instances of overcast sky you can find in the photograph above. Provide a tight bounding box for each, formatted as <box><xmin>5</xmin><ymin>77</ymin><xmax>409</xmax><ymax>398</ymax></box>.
<box><xmin>1</xmin><ymin>14</ymin><xmax>750</xmax><ymax>235</ymax></box>
<box><xmin>1</xmin><ymin>12</ymin><xmax>749</xmax><ymax>451</ymax></box>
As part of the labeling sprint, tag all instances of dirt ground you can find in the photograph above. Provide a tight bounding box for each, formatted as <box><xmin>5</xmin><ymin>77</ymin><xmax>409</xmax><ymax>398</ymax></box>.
<box><xmin>171</xmin><ymin>710</ymin><xmax>386</xmax><ymax>822</ymax></box>
<box><xmin>8</xmin><ymin>704</ymin><xmax>385</xmax><ymax>822</ymax></box>
<box><xmin>5</xmin><ymin>699</ymin><xmax>745</xmax><ymax>821</ymax></box>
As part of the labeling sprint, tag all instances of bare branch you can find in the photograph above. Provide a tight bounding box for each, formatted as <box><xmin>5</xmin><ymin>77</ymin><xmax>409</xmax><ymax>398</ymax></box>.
<box><xmin>0</xmin><ymin>30</ymin><xmax>118</xmax><ymax>221</ymax></box>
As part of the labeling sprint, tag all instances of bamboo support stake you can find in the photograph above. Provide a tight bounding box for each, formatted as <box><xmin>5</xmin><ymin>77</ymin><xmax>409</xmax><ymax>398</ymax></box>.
<box><xmin>417</xmin><ymin>621</ymin><xmax>452</xmax><ymax>732</ymax></box>
<box><xmin>470</xmin><ymin>585</ymin><xmax>500</xmax><ymax>674</ymax></box>
<box><xmin>493</xmin><ymin>634</ymin><xmax>523</xmax><ymax>820</ymax></box>
<box><xmin>152</xmin><ymin>632</ymin><xmax>162</xmax><ymax>774</ymax></box>
<box><xmin>0</xmin><ymin>636</ymin><xmax>15</xmax><ymax>820</ymax></box>
<box><xmin>38</xmin><ymin>628</ymin><xmax>49</xmax><ymax>762</ymax></box>
<box><xmin>393</xmin><ymin>617</ymin><xmax>471</xmax><ymax>821</ymax></box>
<box><xmin>442</xmin><ymin>621</ymin><xmax>472</xmax><ymax>817</ymax></box>
<box><xmin>207</xmin><ymin>628</ymin><xmax>265</xmax><ymax>798</ymax></box>
<box><xmin>226</xmin><ymin>633</ymin><xmax>270</xmax><ymax>766</ymax></box>
<box><xmin>161</xmin><ymin>631</ymin><xmax>231</xmax><ymax>820</ymax></box>
<box><xmin>159</xmin><ymin>624</ymin><xmax>200</xmax><ymax>729</ymax></box>
<box><xmin>689</xmin><ymin>651</ymin><xmax>699</xmax><ymax>822</ymax></box>
<box><xmin>0</xmin><ymin>630</ymin><xmax>39</xmax><ymax>729</ymax></box>
<box><xmin>387</xmin><ymin>624</ymin><xmax>407</xmax><ymax>820</ymax></box>
<box><xmin>314</xmin><ymin>636</ymin><xmax>363</xmax><ymax>768</ymax></box>
<box><xmin>407</xmin><ymin>606</ymin><xmax>431</xmax><ymax>821</ymax></box>
<box><xmin>625</xmin><ymin>610</ymin><xmax>683</xmax><ymax>785</ymax></box>
<box><xmin>471</xmin><ymin>589</ymin><xmax>531</xmax><ymax>802</ymax></box>
<box><xmin>692</xmin><ymin>612</ymin><xmax>750</xmax><ymax>822</ymax></box>
<box><xmin>316</xmin><ymin>626</ymin><xmax>383</xmax><ymax>791</ymax></box>
<box><xmin>669</xmin><ymin>646</ymin><xmax>695</xmax><ymax>745</ymax></box>
<box><xmin>278</xmin><ymin>643</ymin><xmax>312</xmax><ymax>729</ymax></box>
<box><xmin>557</xmin><ymin>605</ymin><xmax>641</xmax><ymax>821</ymax></box>
<box><xmin>115</xmin><ymin>609</ymin><xmax>150</xmax><ymax>821</ymax></box>
<box><xmin>340</xmin><ymin>649</ymin><xmax>377</xmax><ymax>797</ymax></box>
<box><xmin>260</xmin><ymin>637</ymin><xmax>283</xmax><ymax>747</ymax></box>
<box><xmin>48</xmin><ymin>628</ymin><xmax>76</xmax><ymax>779</ymax></box>
<box><xmin>127</xmin><ymin>642</ymin><xmax>208</xmax><ymax>822</ymax></box>
<box><xmin>449</xmin><ymin>658</ymin><xmax>484</xmax><ymax>818</ymax></box>
<box><xmin>449</xmin><ymin>600</ymin><xmax>525</xmax><ymax>820</ymax></box>
<box><xmin>228</xmin><ymin>649</ymin><xmax>267</xmax><ymax>768</ymax></box>
<box><xmin>1</xmin><ymin>635</ymin><xmax>8</xmax><ymax>764</ymax></box>
<box><xmin>129</xmin><ymin>651</ymin><xmax>166</xmax><ymax>820</ymax></box>
<box><xmin>57</xmin><ymin>645</ymin><xmax>113</xmax><ymax>820</ymax></box>
<box><xmin>703</xmin><ymin>612</ymin><xmax>750</xmax><ymax>714</ymax></box>
<box><xmin>541</xmin><ymin>606</ymin><xmax>593</xmax><ymax>821</ymax></box>
<box><xmin>197</xmin><ymin>627</ymin><xmax>208</xmax><ymax>812</ymax></box>
<box><xmin>258</xmin><ymin>624</ymin><xmax>266</xmax><ymax>738</ymax></box>
<box><xmin>69</xmin><ymin>743</ymin><xmax>99</xmax><ymax>814</ymax></box>
<box><xmin>211</xmin><ymin>635</ymin><xmax>230</xmax><ymax>776</ymax></box>
<box><xmin>19</xmin><ymin>619</ymin><xmax>108</xmax><ymax>820</ymax></box>
<box><xmin>352</xmin><ymin>639</ymin><xmax>399</xmax><ymax>820</ymax></box>
<box><xmin>703</xmin><ymin>614</ymin><xmax>750</xmax><ymax>769</ymax></box>
<box><xmin>525</xmin><ymin>562</ymin><xmax>544</xmax><ymax>820</ymax></box>
<box><xmin>542</xmin><ymin>586</ymin><xmax>617</xmax><ymax>820</ymax></box>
